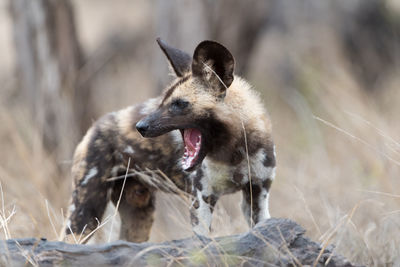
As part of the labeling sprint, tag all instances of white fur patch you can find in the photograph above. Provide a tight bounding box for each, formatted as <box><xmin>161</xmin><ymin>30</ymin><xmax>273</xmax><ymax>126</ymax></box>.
<box><xmin>169</xmin><ymin>130</ymin><xmax>182</xmax><ymax>145</ymax></box>
<box><xmin>270</xmin><ymin>167</ymin><xmax>276</xmax><ymax>181</ymax></box>
<box><xmin>66</xmin><ymin>219</ymin><xmax>71</xmax><ymax>229</ymax></box>
<box><xmin>259</xmin><ymin>189</ymin><xmax>270</xmax><ymax>220</ymax></box>
<box><xmin>81</xmin><ymin>167</ymin><xmax>98</xmax><ymax>185</ymax></box>
<box><xmin>169</xmin><ymin>130</ymin><xmax>184</xmax><ymax>156</ymax></box>
<box><xmin>250</xmin><ymin>149</ymin><xmax>275</xmax><ymax>181</ymax></box>
<box><xmin>193</xmin><ymin>190</ymin><xmax>212</xmax><ymax>236</ymax></box>
<box><xmin>123</xmin><ymin>146</ymin><xmax>134</xmax><ymax>154</ymax></box>
<box><xmin>68</xmin><ymin>204</ymin><xmax>76</xmax><ymax>214</ymax></box>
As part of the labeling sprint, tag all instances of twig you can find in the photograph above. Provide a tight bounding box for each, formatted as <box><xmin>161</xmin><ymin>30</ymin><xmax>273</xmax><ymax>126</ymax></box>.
<box><xmin>242</xmin><ymin>121</ymin><xmax>253</xmax><ymax>227</ymax></box>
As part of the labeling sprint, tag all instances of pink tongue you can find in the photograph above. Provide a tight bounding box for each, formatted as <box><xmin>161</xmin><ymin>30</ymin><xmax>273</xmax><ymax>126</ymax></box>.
<box><xmin>184</xmin><ymin>128</ymin><xmax>201</xmax><ymax>153</ymax></box>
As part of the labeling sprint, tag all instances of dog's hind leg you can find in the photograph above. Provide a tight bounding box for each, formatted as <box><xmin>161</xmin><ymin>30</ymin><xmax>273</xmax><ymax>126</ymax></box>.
<box><xmin>63</xmin><ymin>115</ymin><xmax>119</xmax><ymax>243</ymax></box>
<box><xmin>111</xmin><ymin>178</ymin><xmax>155</xmax><ymax>242</ymax></box>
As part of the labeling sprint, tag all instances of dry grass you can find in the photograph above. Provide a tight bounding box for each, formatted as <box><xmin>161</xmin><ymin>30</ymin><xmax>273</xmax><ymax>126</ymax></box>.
<box><xmin>0</xmin><ymin>1</ymin><xmax>400</xmax><ymax>266</ymax></box>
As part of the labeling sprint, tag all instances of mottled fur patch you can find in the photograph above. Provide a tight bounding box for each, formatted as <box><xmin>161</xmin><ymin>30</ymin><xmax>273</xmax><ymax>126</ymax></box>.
<box><xmin>66</xmin><ymin>39</ymin><xmax>276</xmax><ymax>242</ymax></box>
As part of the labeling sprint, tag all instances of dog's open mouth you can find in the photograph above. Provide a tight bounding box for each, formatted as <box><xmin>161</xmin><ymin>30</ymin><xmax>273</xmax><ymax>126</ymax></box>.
<box><xmin>180</xmin><ymin>128</ymin><xmax>202</xmax><ymax>170</ymax></box>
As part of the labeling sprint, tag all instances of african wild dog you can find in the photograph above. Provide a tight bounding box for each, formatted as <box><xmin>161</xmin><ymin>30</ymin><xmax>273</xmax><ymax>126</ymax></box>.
<box><xmin>65</xmin><ymin>39</ymin><xmax>276</xmax><ymax>242</ymax></box>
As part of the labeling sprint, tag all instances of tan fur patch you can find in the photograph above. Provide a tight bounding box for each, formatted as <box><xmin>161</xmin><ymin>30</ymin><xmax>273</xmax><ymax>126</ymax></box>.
<box><xmin>163</xmin><ymin>76</ymin><xmax>272</xmax><ymax>141</ymax></box>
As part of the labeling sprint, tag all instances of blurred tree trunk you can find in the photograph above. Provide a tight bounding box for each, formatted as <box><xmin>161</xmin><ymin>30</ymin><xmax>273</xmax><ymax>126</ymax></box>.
<box><xmin>204</xmin><ymin>0</ymin><xmax>270</xmax><ymax>75</ymax></box>
<box><xmin>153</xmin><ymin>0</ymin><xmax>209</xmax><ymax>93</ymax></box>
<box><xmin>10</xmin><ymin>0</ymin><xmax>92</xmax><ymax>170</ymax></box>
<box><xmin>153</xmin><ymin>0</ymin><xmax>268</xmax><ymax>84</ymax></box>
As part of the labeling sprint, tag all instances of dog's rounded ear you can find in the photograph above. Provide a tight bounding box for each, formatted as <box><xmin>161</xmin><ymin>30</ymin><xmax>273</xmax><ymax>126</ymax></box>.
<box><xmin>192</xmin><ymin>41</ymin><xmax>235</xmax><ymax>97</ymax></box>
<box><xmin>157</xmin><ymin>38</ymin><xmax>192</xmax><ymax>77</ymax></box>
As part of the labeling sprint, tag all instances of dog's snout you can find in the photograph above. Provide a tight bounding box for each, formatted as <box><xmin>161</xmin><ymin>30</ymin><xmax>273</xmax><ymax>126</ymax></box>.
<box><xmin>136</xmin><ymin>120</ymin><xmax>149</xmax><ymax>136</ymax></box>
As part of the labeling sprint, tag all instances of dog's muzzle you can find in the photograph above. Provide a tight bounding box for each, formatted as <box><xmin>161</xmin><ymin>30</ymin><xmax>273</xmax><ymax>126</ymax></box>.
<box><xmin>136</xmin><ymin>120</ymin><xmax>149</xmax><ymax>137</ymax></box>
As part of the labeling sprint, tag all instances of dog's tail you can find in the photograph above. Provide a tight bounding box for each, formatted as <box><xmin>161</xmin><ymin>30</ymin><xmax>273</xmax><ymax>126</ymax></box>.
<box><xmin>60</xmin><ymin>122</ymin><xmax>115</xmax><ymax>243</ymax></box>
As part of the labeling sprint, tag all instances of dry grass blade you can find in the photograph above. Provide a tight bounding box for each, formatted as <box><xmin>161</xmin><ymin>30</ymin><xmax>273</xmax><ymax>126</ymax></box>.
<box><xmin>316</xmin><ymin>202</ymin><xmax>366</xmax><ymax>266</ymax></box>
<box><xmin>66</xmin><ymin>223</ymin><xmax>78</xmax><ymax>244</ymax></box>
<box><xmin>15</xmin><ymin>240</ymin><xmax>38</xmax><ymax>267</ymax></box>
<box><xmin>242</xmin><ymin>121</ymin><xmax>253</xmax><ymax>227</ymax></box>
<box><xmin>344</xmin><ymin>110</ymin><xmax>400</xmax><ymax>151</ymax></box>
<box><xmin>77</xmin><ymin>223</ymin><xmax>88</xmax><ymax>244</ymax></box>
<box><xmin>294</xmin><ymin>186</ymin><xmax>321</xmax><ymax>236</ymax></box>
<box><xmin>359</xmin><ymin>190</ymin><xmax>400</xmax><ymax>198</ymax></box>
<box><xmin>250</xmin><ymin>230</ymin><xmax>284</xmax><ymax>266</ymax></box>
<box><xmin>0</xmin><ymin>207</ymin><xmax>16</xmax><ymax>240</ymax></box>
<box><xmin>78</xmin><ymin>214</ymin><xmax>113</xmax><ymax>244</ymax></box>
<box><xmin>0</xmin><ymin>183</ymin><xmax>15</xmax><ymax>240</ymax></box>
<box><xmin>108</xmin><ymin>157</ymin><xmax>131</xmax><ymax>242</ymax></box>
<box><xmin>45</xmin><ymin>200</ymin><xmax>58</xmax><ymax>240</ymax></box>
<box><xmin>276</xmin><ymin>226</ymin><xmax>302</xmax><ymax>267</ymax></box>
<box><xmin>129</xmin><ymin>244</ymin><xmax>180</xmax><ymax>265</ymax></box>
<box><xmin>202</xmin><ymin>62</ymin><xmax>229</xmax><ymax>90</ymax></box>
<box><xmin>313</xmin><ymin>115</ymin><xmax>400</xmax><ymax>166</ymax></box>
<box><xmin>107</xmin><ymin>167</ymin><xmax>190</xmax><ymax>198</ymax></box>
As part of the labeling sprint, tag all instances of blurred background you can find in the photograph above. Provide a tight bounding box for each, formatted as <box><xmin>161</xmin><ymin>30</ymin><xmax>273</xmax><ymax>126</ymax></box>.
<box><xmin>1</xmin><ymin>0</ymin><xmax>400</xmax><ymax>265</ymax></box>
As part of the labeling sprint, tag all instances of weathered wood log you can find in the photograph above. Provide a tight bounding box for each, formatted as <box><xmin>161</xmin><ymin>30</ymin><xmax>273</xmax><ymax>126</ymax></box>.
<box><xmin>0</xmin><ymin>218</ymin><xmax>356</xmax><ymax>266</ymax></box>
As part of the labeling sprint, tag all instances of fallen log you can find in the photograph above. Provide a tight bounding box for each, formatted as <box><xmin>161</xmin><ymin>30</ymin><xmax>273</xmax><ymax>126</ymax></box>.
<box><xmin>0</xmin><ymin>218</ymin><xmax>357</xmax><ymax>266</ymax></box>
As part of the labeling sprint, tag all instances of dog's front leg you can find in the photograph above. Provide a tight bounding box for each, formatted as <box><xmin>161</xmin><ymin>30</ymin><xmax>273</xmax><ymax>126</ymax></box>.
<box><xmin>241</xmin><ymin>178</ymin><xmax>273</xmax><ymax>227</ymax></box>
<box><xmin>190</xmin><ymin>189</ymin><xmax>218</xmax><ymax>236</ymax></box>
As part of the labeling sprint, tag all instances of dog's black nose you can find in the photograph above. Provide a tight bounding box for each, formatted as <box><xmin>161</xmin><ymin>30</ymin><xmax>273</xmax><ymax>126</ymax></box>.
<box><xmin>136</xmin><ymin>120</ymin><xmax>149</xmax><ymax>136</ymax></box>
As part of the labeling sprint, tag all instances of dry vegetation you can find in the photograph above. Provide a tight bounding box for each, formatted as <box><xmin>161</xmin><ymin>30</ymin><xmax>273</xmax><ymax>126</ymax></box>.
<box><xmin>0</xmin><ymin>0</ymin><xmax>400</xmax><ymax>266</ymax></box>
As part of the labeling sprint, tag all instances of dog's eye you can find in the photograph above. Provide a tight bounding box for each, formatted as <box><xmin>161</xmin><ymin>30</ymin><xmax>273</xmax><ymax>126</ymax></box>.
<box><xmin>170</xmin><ymin>99</ymin><xmax>189</xmax><ymax>111</ymax></box>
